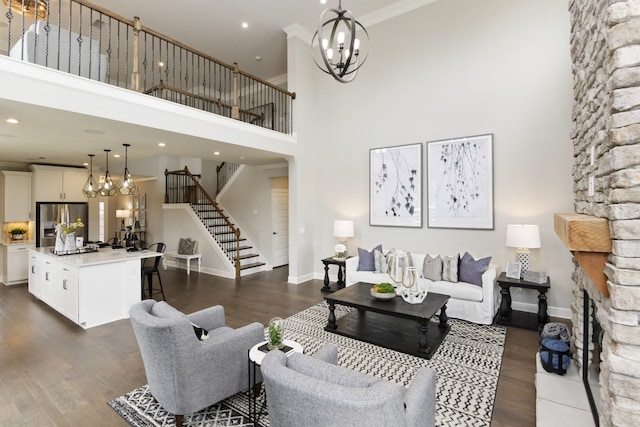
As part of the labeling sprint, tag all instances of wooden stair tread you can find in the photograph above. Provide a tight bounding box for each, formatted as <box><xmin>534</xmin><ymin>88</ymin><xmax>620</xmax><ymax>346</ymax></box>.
<box><xmin>240</xmin><ymin>262</ymin><xmax>266</xmax><ymax>270</ymax></box>
<box><xmin>234</xmin><ymin>253</ymin><xmax>259</xmax><ymax>261</ymax></box>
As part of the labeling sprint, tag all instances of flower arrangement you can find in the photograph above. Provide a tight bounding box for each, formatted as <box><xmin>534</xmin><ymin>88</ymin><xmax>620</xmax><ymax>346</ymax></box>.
<box><xmin>9</xmin><ymin>227</ymin><xmax>27</xmax><ymax>236</ymax></box>
<box><xmin>57</xmin><ymin>218</ymin><xmax>85</xmax><ymax>235</ymax></box>
<box><xmin>334</xmin><ymin>243</ymin><xmax>347</xmax><ymax>259</ymax></box>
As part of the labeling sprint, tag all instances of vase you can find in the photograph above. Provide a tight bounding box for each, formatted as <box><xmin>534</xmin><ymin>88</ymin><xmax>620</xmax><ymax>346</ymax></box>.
<box><xmin>63</xmin><ymin>232</ymin><xmax>77</xmax><ymax>252</ymax></box>
<box><xmin>267</xmin><ymin>317</ymin><xmax>285</xmax><ymax>350</ymax></box>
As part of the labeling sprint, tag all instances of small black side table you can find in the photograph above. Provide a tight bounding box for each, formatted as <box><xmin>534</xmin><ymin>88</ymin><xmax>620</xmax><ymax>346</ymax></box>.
<box><xmin>496</xmin><ymin>272</ymin><xmax>550</xmax><ymax>331</ymax></box>
<box><xmin>321</xmin><ymin>256</ymin><xmax>351</xmax><ymax>292</ymax></box>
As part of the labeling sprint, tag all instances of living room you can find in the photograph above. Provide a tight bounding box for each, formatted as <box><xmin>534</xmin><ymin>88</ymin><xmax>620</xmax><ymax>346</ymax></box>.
<box><xmin>1</xmin><ymin>0</ymin><xmax>638</xmax><ymax>425</ymax></box>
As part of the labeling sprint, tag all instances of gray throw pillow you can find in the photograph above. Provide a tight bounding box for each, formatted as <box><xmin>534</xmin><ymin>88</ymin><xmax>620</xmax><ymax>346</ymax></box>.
<box><xmin>442</xmin><ymin>254</ymin><xmax>459</xmax><ymax>283</ymax></box>
<box><xmin>458</xmin><ymin>251</ymin><xmax>492</xmax><ymax>287</ymax></box>
<box><xmin>423</xmin><ymin>254</ymin><xmax>443</xmax><ymax>281</ymax></box>
<box><xmin>178</xmin><ymin>237</ymin><xmax>198</xmax><ymax>255</ymax></box>
<box><xmin>374</xmin><ymin>249</ymin><xmax>386</xmax><ymax>273</ymax></box>
<box><xmin>357</xmin><ymin>245</ymin><xmax>383</xmax><ymax>271</ymax></box>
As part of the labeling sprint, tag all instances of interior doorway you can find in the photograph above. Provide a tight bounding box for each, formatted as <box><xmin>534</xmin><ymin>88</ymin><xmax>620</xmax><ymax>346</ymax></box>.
<box><xmin>271</xmin><ymin>186</ymin><xmax>289</xmax><ymax>267</ymax></box>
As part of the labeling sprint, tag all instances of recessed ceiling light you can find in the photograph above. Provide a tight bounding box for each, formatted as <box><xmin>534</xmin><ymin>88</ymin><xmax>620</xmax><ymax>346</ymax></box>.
<box><xmin>255</xmin><ymin>56</ymin><xmax>262</xmax><ymax>61</ymax></box>
<box><xmin>214</xmin><ymin>151</ymin><xmax>220</xmax><ymax>156</ymax></box>
<box><xmin>114</xmin><ymin>154</ymin><xmax>121</xmax><ymax>158</ymax></box>
<box><xmin>158</xmin><ymin>142</ymin><xmax>166</xmax><ymax>147</ymax></box>
<box><xmin>83</xmin><ymin>162</ymin><xmax>89</xmax><ymax>166</ymax></box>
<box><xmin>320</xmin><ymin>0</ymin><xmax>327</xmax><ymax>4</ymax></box>
<box><xmin>6</xmin><ymin>118</ymin><xmax>19</xmax><ymax>124</ymax></box>
<box><xmin>158</xmin><ymin>61</ymin><xmax>164</xmax><ymax>67</ymax></box>
<box><xmin>242</xmin><ymin>22</ymin><xmax>248</xmax><ymax>29</ymax></box>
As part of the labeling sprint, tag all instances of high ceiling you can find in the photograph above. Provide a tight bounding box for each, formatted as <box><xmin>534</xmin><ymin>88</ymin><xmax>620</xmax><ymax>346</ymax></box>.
<box><xmin>0</xmin><ymin>0</ymin><xmax>428</xmax><ymax>169</ymax></box>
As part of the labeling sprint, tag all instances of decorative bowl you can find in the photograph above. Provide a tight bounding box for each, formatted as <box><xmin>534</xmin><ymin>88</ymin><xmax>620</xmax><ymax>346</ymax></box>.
<box><xmin>370</xmin><ymin>289</ymin><xmax>396</xmax><ymax>300</ymax></box>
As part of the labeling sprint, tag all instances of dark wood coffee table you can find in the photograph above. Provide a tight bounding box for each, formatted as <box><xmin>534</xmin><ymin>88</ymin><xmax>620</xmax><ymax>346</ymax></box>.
<box><xmin>324</xmin><ymin>282</ymin><xmax>450</xmax><ymax>359</ymax></box>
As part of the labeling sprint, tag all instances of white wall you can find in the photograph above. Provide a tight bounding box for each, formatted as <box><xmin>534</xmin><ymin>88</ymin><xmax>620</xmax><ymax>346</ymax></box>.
<box><xmin>288</xmin><ymin>0</ymin><xmax>575</xmax><ymax>316</ymax></box>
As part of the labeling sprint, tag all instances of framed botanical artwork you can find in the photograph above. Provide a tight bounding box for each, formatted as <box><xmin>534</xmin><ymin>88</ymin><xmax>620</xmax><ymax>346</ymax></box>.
<box><xmin>506</xmin><ymin>261</ymin><xmax>522</xmax><ymax>280</ymax></box>
<box><xmin>370</xmin><ymin>143</ymin><xmax>422</xmax><ymax>227</ymax></box>
<box><xmin>139</xmin><ymin>193</ymin><xmax>146</xmax><ymax>209</ymax></box>
<box><xmin>427</xmin><ymin>134</ymin><xmax>494</xmax><ymax>229</ymax></box>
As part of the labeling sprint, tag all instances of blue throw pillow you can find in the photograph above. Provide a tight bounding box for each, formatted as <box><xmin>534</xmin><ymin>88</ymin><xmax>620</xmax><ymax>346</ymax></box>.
<box><xmin>458</xmin><ymin>252</ymin><xmax>491</xmax><ymax>287</ymax></box>
<box><xmin>357</xmin><ymin>245</ymin><xmax>383</xmax><ymax>271</ymax></box>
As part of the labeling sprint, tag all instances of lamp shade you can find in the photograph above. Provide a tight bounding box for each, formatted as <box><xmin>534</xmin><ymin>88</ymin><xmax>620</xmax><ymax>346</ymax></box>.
<box><xmin>506</xmin><ymin>224</ymin><xmax>541</xmax><ymax>249</ymax></box>
<box><xmin>115</xmin><ymin>209</ymin><xmax>131</xmax><ymax>219</ymax></box>
<box><xmin>333</xmin><ymin>220</ymin><xmax>354</xmax><ymax>238</ymax></box>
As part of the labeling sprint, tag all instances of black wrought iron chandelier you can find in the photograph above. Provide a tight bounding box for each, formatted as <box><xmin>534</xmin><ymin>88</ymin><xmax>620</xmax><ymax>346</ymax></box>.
<box><xmin>312</xmin><ymin>0</ymin><xmax>369</xmax><ymax>83</ymax></box>
<box><xmin>117</xmin><ymin>143</ymin><xmax>137</xmax><ymax>195</ymax></box>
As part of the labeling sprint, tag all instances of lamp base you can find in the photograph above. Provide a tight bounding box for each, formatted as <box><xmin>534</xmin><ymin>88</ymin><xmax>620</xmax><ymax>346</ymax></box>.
<box><xmin>515</xmin><ymin>249</ymin><xmax>531</xmax><ymax>278</ymax></box>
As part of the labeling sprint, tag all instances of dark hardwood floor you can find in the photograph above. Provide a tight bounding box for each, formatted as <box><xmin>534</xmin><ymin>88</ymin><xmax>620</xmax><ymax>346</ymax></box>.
<box><xmin>0</xmin><ymin>266</ymin><xmax>540</xmax><ymax>426</ymax></box>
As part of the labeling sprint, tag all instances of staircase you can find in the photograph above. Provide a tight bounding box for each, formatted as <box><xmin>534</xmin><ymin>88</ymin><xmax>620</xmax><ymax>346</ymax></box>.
<box><xmin>165</xmin><ymin>167</ymin><xmax>265</xmax><ymax>277</ymax></box>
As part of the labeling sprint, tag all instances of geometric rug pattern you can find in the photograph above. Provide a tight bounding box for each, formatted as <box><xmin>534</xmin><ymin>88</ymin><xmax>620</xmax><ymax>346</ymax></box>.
<box><xmin>109</xmin><ymin>302</ymin><xmax>506</xmax><ymax>426</ymax></box>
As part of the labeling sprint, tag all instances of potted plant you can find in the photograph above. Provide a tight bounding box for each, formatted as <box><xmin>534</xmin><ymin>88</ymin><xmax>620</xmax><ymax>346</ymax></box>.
<box><xmin>9</xmin><ymin>227</ymin><xmax>27</xmax><ymax>241</ymax></box>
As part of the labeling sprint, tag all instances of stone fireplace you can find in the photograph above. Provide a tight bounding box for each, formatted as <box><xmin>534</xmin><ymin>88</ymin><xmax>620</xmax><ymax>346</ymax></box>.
<box><xmin>567</xmin><ymin>0</ymin><xmax>640</xmax><ymax>426</ymax></box>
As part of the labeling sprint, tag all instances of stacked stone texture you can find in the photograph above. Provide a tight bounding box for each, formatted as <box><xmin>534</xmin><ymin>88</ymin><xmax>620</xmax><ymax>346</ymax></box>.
<box><xmin>570</xmin><ymin>0</ymin><xmax>640</xmax><ymax>425</ymax></box>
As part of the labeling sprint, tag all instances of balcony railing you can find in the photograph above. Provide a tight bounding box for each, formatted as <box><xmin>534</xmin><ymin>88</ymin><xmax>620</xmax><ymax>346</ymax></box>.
<box><xmin>1</xmin><ymin>0</ymin><xmax>295</xmax><ymax>134</ymax></box>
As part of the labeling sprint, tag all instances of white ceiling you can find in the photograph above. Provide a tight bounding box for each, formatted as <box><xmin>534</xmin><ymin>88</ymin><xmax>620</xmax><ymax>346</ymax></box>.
<box><xmin>0</xmin><ymin>0</ymin><xmax>429</xmax><ymax>170</ymax></box>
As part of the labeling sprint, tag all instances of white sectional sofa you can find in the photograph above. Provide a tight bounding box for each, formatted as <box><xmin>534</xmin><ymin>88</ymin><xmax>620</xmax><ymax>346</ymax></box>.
<box><xmin>345</xmin><ymin>253</ymin><xmax>500</xmax><ymax>325</ymax></box>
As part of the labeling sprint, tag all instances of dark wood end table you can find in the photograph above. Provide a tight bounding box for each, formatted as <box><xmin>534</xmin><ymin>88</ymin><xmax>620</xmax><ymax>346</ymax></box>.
<box><xmin>496</xmin><ymin>271</ymin><xmax>550</xmax><ymax>331</ymax></box>
<box><xmin>320</xmin><ymin>256</ymin><xmax>351</xmax><ymax>292</ymax></box>
<box><xmin>324</xmin><ymin>282</ymin><xmax>450</xmax><ymax>359</ymax></box>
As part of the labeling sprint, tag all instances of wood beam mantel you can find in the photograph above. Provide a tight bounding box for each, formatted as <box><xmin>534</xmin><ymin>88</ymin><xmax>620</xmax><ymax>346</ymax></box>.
<box><xmin>554</xmin><ymin>213</ymin><xmax>612</xmax><ymax>297</ymax></box>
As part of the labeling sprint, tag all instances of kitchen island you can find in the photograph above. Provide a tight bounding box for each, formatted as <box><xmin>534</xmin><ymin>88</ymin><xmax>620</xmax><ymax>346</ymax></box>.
<box><xmin>28</xmin><ymin>247</ymin><xmax>161</xmax><ymax>329</ymax></box>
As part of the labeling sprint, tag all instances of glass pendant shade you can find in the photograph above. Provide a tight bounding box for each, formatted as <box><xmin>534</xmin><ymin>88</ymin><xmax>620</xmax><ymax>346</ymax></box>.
<box><xmin>117</xmin><ymin>143</ymin><xmax>136</xmax><ymax>195</ymax></box>
<box><xmin>82</xmin><ymin>154</ymin><xmax>97</xmax><ymax>198</ymax></box>
<box><xmin>99</xmin><ymin>149</ymin><xmax>117</xmax><ymax>196</ymax></box>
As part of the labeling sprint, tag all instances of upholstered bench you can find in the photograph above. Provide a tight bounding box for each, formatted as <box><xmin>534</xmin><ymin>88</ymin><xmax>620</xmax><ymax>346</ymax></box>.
<box><xmin>162</xmin><ymin>252</ymin><xmax>202</xmax><ymax>275</ymax></box>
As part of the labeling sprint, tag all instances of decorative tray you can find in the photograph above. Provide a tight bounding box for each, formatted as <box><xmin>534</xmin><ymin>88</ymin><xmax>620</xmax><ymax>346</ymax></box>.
<box><xmin>50</xmin><ymin>247</ymin><xmax>99</xmax><ymax>256</ymax></box>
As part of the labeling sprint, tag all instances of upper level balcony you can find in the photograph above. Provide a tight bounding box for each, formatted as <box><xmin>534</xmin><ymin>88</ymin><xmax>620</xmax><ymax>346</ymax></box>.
<box><xmin>0</xmin><ymin>0</ymin><xmax>296</xmax><ymax>137</ymax></box>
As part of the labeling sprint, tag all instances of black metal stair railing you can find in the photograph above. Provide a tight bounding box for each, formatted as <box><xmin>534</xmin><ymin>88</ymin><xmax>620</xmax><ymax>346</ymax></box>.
<box><xmin>165</xmin><ymin>166</ymin><xmax>265</xmax><ymax>278</ymax></box>
<box><xmin>1</xmin><ymin>0</ymin><xmax>296</xmax><ymax>134</ymax></box>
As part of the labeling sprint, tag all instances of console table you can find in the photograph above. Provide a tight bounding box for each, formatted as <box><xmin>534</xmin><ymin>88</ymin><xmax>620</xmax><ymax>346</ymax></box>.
<box><xmin>320</xmin><ymin>256</ymin><xmax>351</xmax><ymax>292</ymax></box>
<box><xmin>496</xmin><ymin>272</ymin><xmax>550</xmax><ymax>331</ymax></box>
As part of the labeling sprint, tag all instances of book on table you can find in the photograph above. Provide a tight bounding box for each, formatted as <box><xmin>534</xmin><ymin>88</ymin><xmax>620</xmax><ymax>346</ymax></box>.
<box><xmin>258</xmin><ymin>343</ymin><xmax>294</xmax><ymax>355</ymax></box>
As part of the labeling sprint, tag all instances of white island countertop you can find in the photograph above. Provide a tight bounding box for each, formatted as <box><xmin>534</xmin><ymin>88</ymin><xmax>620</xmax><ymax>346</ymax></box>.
<box><xmin>31</xmin><ymin>246</ymin><xmax>161</xmax><ymax>268</ymax></box>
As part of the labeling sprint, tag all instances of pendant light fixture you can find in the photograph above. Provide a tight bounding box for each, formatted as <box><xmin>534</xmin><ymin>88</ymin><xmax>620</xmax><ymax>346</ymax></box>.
<box><xmin>312</xmin><ymin>0</ymin><xmax>369</xmax><ymax>83</ymax></box>
<box><xmin>82</xmin><ymin>154</ymin><xmax>97</xmax><ymax>198</ymax></box>
<box><xmin>98</xmin><ymin>149</ymin><xmax>117</xmax><ymax>196</ymax></box>
<box><xmin>117</xmin><ymin>143</ymin><xmax>137</xmax><ymax>195</ymax></box>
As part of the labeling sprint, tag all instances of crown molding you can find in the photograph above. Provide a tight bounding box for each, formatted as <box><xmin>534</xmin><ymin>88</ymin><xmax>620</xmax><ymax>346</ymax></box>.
<box><xmin>360</xmin><ymin>0</ymin><xmax>440</xmax><ymax>27</ymax></box>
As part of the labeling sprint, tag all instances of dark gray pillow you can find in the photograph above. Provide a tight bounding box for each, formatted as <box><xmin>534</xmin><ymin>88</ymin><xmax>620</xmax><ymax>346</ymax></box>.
<box><xmin>458</xmin><ymin>251</ymin><xmax>492</xmax><ymax>287</ymax></box>
<box><xmin>442</xmin><ymin>254</ymin><xmax>459</xmax><ymax>283</ymax></box>
<box><xmin>357</xmin><ymin>245</ymin><xmax>382</xmax><ymax>271</ymax></box>
<box><xmin>422</xmin><ymin>254</ymin><xmax>443</xmax><ymax>281</ymax></box>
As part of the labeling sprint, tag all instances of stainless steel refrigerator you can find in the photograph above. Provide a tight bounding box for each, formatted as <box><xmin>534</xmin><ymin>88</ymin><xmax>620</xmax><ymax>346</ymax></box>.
<box><xmin>36</xmin><ymin>202</ymin><xmax>88</xmax><ymax>247</ymax></box>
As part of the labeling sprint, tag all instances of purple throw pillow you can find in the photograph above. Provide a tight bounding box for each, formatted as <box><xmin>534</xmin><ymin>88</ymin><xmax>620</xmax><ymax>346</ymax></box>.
<box><xmin>458</xmin><ymin>251</ymin><xmax>491</xmax><ymax>287</ymax></box>
<box><xmin>357</xmin><ymin>245</ymin><xmax>383</xmax><ymax>271</ymax></box>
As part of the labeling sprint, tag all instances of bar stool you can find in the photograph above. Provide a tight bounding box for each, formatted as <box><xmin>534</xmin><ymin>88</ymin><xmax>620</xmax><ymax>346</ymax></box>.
<box><xmin>142</xmin><ymin>242</ymin><xmax>166</xmax><ymax>300</ymax></box>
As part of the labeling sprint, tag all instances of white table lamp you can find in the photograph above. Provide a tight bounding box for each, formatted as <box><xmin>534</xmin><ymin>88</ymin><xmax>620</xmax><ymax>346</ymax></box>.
<box><xmin>116</xmin><ymin>209</ymin><xmax>131</xmax><ymax>229</ymax></box>
<box><xmin>333</xmin><ymin>220</ymin><xmax>354</xmax><ymax>258</ymax></box>
<box><xmin>506</xmin><ymin>224</ymin><xmax>541</xmax><ymax>276</ymax></box>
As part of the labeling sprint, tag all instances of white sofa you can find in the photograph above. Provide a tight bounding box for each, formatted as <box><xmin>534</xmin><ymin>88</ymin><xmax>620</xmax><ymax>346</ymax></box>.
<box><xmin>346</xmin><ymin>253</ymin><xmax>500</xmax><ymax>325</ymax></box>
<box><xmin>10</xmin><ymin>21</ymin><xmax>107</xmax><ymax>82</ymax></box>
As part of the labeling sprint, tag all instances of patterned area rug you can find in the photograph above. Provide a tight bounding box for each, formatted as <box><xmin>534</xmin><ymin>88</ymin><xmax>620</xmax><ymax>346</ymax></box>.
<box><xmin>109</xmin><ymin>302</ymin><xmax>506</xmax><ymax>426</ymax></box>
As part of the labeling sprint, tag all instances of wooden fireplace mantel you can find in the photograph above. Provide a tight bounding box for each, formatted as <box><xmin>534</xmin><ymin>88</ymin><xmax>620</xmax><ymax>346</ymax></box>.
<box><xmin>554</xmin><ymin>213</ymin><xmax>612</xmax><ymax>297</ymax></box>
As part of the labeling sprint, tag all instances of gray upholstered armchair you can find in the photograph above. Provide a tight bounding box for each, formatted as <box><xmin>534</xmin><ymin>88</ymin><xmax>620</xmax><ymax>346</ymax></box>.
<box><xmin>129</xmin><ymin>300</ymin><xmax>264</xmax><ymax>427</ymax></box>
<box><xmin>261</xmin><ymin>343</ymin><xmax>437</xmax><ymax>427</ymax></box>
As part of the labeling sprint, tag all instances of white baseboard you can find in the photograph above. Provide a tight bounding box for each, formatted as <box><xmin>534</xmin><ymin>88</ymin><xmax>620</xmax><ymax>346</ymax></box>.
<box><xmin>512</xmin><ymin>301</ymin><xmax>571</xmax><ymax>320</ymax></box>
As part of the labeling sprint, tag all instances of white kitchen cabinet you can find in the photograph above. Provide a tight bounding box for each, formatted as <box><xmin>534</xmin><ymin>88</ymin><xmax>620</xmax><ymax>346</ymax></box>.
<box><xmin>40</xmin><ymin>257</ymin><xmax>58</xmax><ymax>308</ymax></box>
<box><xmin>31</xmin><ymin>165</ymin><xmax>88</xmax><ymax>202</ymax></box>
<box><xmin>2</xmin><ymin>243</ymin><xmax>34</xmax><ymax>285</ymax></box>
<box><xmin>28</xmin><ymin>251</ymin><xmax>42</xmax><ymax>296</ymax></box>
<box><xmin>58</xmin><ymin>265</ymin><xmax>79</xmax><ymax>323</ymax></box>
<box><xmin>0</xmin><ymin>171</ymin><xmax>32</xmax><ymax>222</ymax></box>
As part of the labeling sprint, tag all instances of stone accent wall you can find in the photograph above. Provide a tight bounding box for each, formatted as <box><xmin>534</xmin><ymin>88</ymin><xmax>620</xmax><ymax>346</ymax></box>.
<box><xmin>570</xmin><ymin>0</ymin><xmax>640</xmax><ymax>425</ymax></box>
